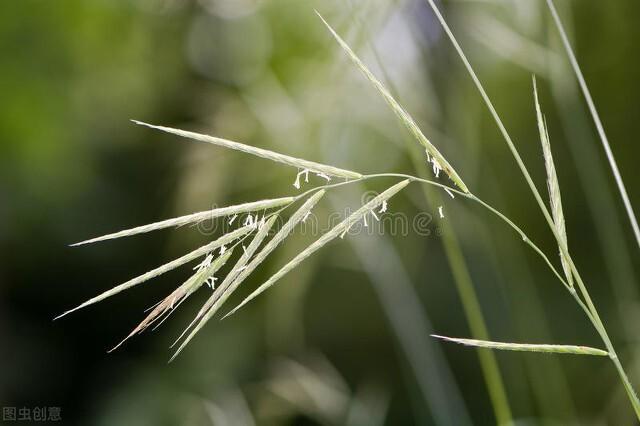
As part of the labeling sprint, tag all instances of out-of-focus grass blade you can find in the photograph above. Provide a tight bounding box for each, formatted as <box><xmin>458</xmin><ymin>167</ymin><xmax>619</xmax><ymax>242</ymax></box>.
<box><xmin>533</xmin><ymin>77</ymin><xmax>572</xmax><ymax>288</ymax></box>
<box><xmin>224</xmin><ymin>179</ymin><xmax>410</xmax><ymax>317</ymax></box>
<box><xmin>71</xmin><ymin>198</ymin><xmax>292</xmax><ymax>246</ymax></box>
<box><xmin>316</xmin><ymin>12</ymin><xmax>468</xmax><ymax>194</ymax></box>
<box><xmin>432</xmin><ymin>335</ymin><xmax>608</xmax><ymax>356</ymax></box>
<box><xmin>55</xmin><ymin>225</ymin><xmax>253</xmax><ymax>319</ymax></box>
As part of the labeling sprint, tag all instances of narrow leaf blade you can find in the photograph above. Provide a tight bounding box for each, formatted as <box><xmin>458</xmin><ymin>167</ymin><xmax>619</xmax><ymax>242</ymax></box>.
<box><xmin>432</xmin><ymin>335</ymin><xmax>608</xmax><ymax>356</ymax></box>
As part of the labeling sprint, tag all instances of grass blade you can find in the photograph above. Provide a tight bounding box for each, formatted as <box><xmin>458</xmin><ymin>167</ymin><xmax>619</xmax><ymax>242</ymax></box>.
<box><xmin>132</xmin><ymin>120</ymin><xmax>362</xmax><ymax>180</ymax></box>
<box><xmin>316</xmin><ymin>12</ymin><xmax>468</xmax><ymax>193</ymax></box>
<box><xmin>432</xmin><ymin>335</ymin><xmax>608</xmax><ymax>356</ymax></box>
<box><xmin>170</xmin><ymin>216</ymin><xmax>278</xmax><ymax>360</ymax></box>
<box><xmin>545</xmin><ymin>0</ymin><xmax>640</xmax><ymax>250</ymax></box>
<box><xmin>225</xmin><ymin>179</ymin><xmax>410</xmax><ymax>317</ymax></box>
<box><xmin>55</xmin><ymin>225</ymin><xmax>252</xmax><ymax>319</ymax></box>
<box><xmin>533</xmin><ymin>77</ymin><xmax>572</xmax><ymax>288</ymax></box>
<box><xmin>72</xmin><ymin>198</ymin><xmax>293</xmax><ymax>246</ymax></box>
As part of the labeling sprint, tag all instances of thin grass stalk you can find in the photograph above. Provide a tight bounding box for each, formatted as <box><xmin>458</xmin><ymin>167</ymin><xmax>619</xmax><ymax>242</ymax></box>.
<box><xmin>545</xmin><ymin>0</ymin><xmax>640</xmax><ymax>250</ymax></box>
<box><xmin>423</xmin><ymin>0</ymin><xmax>640</xmax><ymax>417</ymax></box>
<box><xmin>547</xmin><ymin>26</ymin><xmax>640</xmax><ymax>336</ymax></box>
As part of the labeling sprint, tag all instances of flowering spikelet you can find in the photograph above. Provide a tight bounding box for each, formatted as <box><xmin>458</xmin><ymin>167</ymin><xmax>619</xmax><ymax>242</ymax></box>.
<box><xmin>317</xmin><ymin>13</ymin><xmax>469</xmax><ymax>193</ymax></box>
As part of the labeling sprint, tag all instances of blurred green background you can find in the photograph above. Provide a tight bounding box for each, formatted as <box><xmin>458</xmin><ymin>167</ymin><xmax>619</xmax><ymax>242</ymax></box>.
<box><xmin>1</xmin><ymin>0</ymin><xmax>639</xmax><ymax>424</ymax></box>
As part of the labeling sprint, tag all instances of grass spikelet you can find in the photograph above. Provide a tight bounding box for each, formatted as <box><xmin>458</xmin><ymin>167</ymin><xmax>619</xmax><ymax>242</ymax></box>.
<box><xmin>213</xmin><ymin>190</ymin><xmax>326</xmax><ymax>320</ymax></box>
<box><xmin>316</xmin><ymin>13</ymin><xmax>468</xmax><ymax>194</ymax></box>
<box><xmin>225</xmin><ymin>179</ymin><xmax>411</xmax><ymax>316</ymax></box>
<box><xmin>170</xmin><ymin>216</ymin><xmax>278</xmax><ymax>360</ymax></box>
<box><xmin>71</xmin><ymin>198</ymin><xmax>293</xmax><ymax>246</ymax></box>
<box><xmin>108</xmin><ymin>249</ymin><xmax>233</xmax><ymax>352</ymax></box>
<box><xmin>55</xmin><ymin>225</ymin><xmax>252</xmax><ymax>319</ymax></box>
<box><xmin>533</xmin><ymin>77</ymin><xmax>572</xmax><ymax>288</ymax></box>
<box><xmin>431</xmin><ymin>335</ymin><xmax>608</xmax><ymax>356</ymax></box>
<box><xmin>132</xmin><ymin>120</ymin><xmax>362</xmax><ymax>180</ymax></box>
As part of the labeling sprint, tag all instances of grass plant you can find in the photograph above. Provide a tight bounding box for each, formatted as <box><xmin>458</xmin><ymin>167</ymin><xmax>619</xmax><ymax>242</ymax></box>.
<box><xmin>58</xmin><ymin>3</ymin><xmax>640</xmax><ymax>420</ymax></box>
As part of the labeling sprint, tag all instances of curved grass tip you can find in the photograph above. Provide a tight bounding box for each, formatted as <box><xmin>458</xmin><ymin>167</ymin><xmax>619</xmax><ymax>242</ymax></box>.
<box><xmin>431</xmin><ymin>335</ymin><xmax>609</xmax><ymax>356</ymax></box>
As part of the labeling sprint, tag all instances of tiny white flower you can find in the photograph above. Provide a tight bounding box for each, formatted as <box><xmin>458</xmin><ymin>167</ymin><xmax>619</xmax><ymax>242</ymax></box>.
<box><xmin>293</xmin><ymin>169</ymin><xmax>310</xmax><ymax>189</ymax></box>
<box><xmin>228</xmin><ymin>214</ymin><xmax>238</xmax><ymax>225</ymax></box>
<box><xmin>378</xmin><ymin>200</ymin><xmax>388</xmax><ymax>213</ymax></box>
<box><xmin>194</xmin><ymin>253</ymin><xmax>213</xmax><ymax>271</ymax></box>
<box><xmin>438</xmin><ymin>206</ymin><xmax>444</xmax><ymax>218</ymax></box>
<box><xmin>205</xmin><ymin>276</ymin><xmax>218</xmax><ymax>289</ymax></box>
<box><xmin>432</xmin><ymin>158</ymin><xmax>442</xmax><ymax>178</ymax></box>
<box><xmin>445</xmin><ymin>188</ymin><xmax>455</xmax><ymax>199</ymax></box>
<box><xmin>340</xmin><ymin>224</ymin><xmax>351</xmax><ymax>239</ymax></box>
<box><xmin>316</xmin><ymin>172</ymin><xmax>331</xmax><ymax>182</ymax></box>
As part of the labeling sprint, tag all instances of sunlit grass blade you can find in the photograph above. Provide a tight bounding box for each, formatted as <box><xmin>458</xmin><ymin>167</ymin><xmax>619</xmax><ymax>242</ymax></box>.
<box><xmin>545</xmin><ymin>0</ymin><xmax>640</xmax><ymax>250</ymax></box>
<box><xmin>432</xmin><ymin>335</ymin><xmax>608</xmax><ymax>356</ymax></box>
<box><xmin>225</xmin><ymin>179</ymin><xmax>410</xmax><ymax>317</ymax></box>
<box><xmin>108</xmin><ymin>249</ymin><xmax>233</xmax><ymax>352</ymax></box>
<box><xmin>132</xmin><ymin>120</ymin><xmax>362</xmax><ymax>180</ymax></box>
<box><xmin>71</xmin><ymin>198</ymin><xmax>293</xmax><ymax>246</ymax></box>
<box><xmin>533</xmin><ymin>77</ymin><xmax>572</xmax><ymax>288</ymax></box>
<box><xmin>315</xmin><ymin>12</ymin><xmax>468</xmax><ymax>194</ymax></box>
<box><xmin>216</xmin><ymin>190</ymin><xmax>326</xmax><ymax>320</ymax></box>
<box><xmin>170</xmin><ymin>216</ymin><xmax>277</xmax><ymax>361</ymax></box>
<box><xmin>55</xmin><ymin>226</ymin><xmax>252</xmax><ymax>319</ymax></box>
